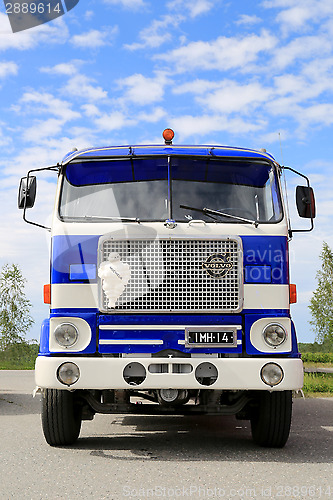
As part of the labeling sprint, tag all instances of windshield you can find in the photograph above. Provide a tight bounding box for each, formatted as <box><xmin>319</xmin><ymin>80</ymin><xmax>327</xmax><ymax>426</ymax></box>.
<box><xmin>59</xmin><ymin>157</ymin><xmax>283</xmax><ymax>223</ymax></box>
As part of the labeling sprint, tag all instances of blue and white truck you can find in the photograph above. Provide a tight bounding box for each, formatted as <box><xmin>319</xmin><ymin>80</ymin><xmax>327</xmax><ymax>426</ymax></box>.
<box><xmin>18</xmin><ymin>129</ymin><xmax>315</xmax><ymax>447</ymax></box>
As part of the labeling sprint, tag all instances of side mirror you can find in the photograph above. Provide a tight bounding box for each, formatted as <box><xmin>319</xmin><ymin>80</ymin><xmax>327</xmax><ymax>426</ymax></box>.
<box><xmin>296</xmin><ymin>185</ymin><xmax>316</xmax><ymax>219</ymax></box>
<box><xmin>18</xmin><ymin>176</ymin><xmax>37</xmax><ymax>209</ymax></box>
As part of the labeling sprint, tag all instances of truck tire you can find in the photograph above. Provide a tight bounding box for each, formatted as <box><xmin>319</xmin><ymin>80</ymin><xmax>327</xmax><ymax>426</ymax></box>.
<box><xmin>250</xmin><ymin>390</ymin><xmax>292</xmax><ymax>448</ymax></box>
<box><xmin>42</xmin><ymin>389</ymin><xmax>82</xmax><ymax>446</ymax></box>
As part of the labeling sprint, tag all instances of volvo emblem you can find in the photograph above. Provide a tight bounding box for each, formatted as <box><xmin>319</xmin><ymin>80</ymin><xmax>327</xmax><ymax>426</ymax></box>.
<box><xmin>202</xmin><ymin>253</ymin><xmax>233</xmax><ymax>279</ymax></box>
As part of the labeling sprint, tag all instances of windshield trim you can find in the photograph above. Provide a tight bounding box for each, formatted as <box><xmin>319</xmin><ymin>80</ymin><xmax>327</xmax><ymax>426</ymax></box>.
<box><xmin>58</xmin><ymin>155</ymin><xmax>284</xmax><ymax>225</ymax></box>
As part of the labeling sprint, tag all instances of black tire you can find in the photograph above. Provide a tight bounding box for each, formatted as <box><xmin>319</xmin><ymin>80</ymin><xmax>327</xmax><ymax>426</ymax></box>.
<box><xmin>42</xmin><ymin>389</ymin><xmax>82</xmax><ymax>446</ymax></box>
<box><xmin>250</xmin><ymin>390</ymin><xmax>292</xmax><ymax>448</ymax></box>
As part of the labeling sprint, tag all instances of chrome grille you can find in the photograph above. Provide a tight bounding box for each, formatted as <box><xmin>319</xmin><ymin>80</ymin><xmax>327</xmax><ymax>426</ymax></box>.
<box><xmin>99</xmin><ymin>238</ymin><xmax>242</xmax><ymax>312</ymax></box>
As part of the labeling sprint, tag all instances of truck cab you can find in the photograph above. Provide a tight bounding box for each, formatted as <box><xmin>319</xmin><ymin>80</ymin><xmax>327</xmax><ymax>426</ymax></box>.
<box><xmin>19</xmin><ymin>130</ymin><xmax>315</xmax><ymax>447</ymax></box>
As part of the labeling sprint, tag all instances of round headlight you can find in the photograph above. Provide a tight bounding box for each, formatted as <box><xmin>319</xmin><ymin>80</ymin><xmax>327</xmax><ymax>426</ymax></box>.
<box><xmin>54</xmin><ymin>323</ymin><xmax>78</xmax><ymax>347</ymax></box>
<box><xmin>57</xmin><ymin>362</ymin><xmax>80</xmax><ymax>386</ymax></box>
<box><xmin>263</xmin><ymin>323</ymin><xmax>287</xmax><ymax>347</ymax></box>
<box><xmin>261</xmin><ymin>363</ymin><xmax>284</xmax><ymax>387</ymax></box>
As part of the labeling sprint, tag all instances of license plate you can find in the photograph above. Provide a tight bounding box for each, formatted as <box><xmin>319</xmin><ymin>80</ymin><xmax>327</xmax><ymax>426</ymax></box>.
<box><xmin>185</xmin><ymin>326</ymin><xmax>238</xmax><ymax>348</ymax></box>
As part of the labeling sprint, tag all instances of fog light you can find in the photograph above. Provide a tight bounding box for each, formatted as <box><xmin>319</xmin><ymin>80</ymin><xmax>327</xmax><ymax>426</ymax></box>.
<box><xmin>57</xmin><ymin>362</ymin><xmax>80</xmax><ymax>386</ymax></box>
<box><xmin>263</xmin><ymin>323</ymin><xmax>287</xmax><ymax>348</ymax></box>
<box><xmin>261</xmin><ymin>363</ymin><xmax>284</xmax><ymax>387</ymax></box>
<box><xmin>54</xmin><ymin>323</ymin><xmax>78</xmax><ymax>348</ymax></box>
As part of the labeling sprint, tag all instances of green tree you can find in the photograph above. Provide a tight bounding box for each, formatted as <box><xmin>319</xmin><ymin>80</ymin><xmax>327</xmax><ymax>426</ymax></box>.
<box><xmin>309</xmin><ymin>242</ymin><xmax>333</xmax><ymax>345</ymax></box>
<box><xmin>0</xmin><ymin>263</ymin><xmax>34</xmax><ymax>350</ymax></box>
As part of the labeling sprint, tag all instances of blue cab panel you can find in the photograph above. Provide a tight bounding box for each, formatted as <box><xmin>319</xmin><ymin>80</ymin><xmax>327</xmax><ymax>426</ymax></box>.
<box><xmin>70</xmin><ymin>264</ymin><xmax>97</xmax><ymax>281</ymax></box>
<box><xmin>98</xmin><ymin>314</ymin><xmax>242</xmax><ymax>355</ymax></box>
<box><xmin>245</xmin><ymin>266</ymin><xmax>272</xmax><ymax>283</ymax></box>
<box><xmin>51</xmin><ymin>235</ymin><xmax>288</xmax><ymax>285</ymax></box>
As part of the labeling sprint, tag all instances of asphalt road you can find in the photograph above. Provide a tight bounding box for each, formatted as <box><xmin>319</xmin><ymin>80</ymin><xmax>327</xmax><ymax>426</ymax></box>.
<box><xmin>0</xmin><ymin>371</ymin><xmax>332</xmax><ymax>500</ymax></box>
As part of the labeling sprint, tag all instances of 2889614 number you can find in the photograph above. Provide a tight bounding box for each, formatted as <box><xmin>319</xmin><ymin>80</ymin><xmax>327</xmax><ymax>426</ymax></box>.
<box><xmin>5</xmin><ymin>2</ymin><xmax>62</xmax><ymax>14</ymax></box>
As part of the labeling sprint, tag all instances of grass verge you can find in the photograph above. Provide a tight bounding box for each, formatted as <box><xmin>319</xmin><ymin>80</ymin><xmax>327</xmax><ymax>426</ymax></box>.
<box><xmin>0</xmin><ymin>343</ymin><xmax>38</xmax><ymax>370</ymax></box>
<box><xmin>303</xmin><ymin>372</ymin><xmax>333</xmax><ymax>396</ymax></box>
<box><xmin>301</xmin><ymin>352</ymin><xmax>333</xmax><ymax>364</ymax></box>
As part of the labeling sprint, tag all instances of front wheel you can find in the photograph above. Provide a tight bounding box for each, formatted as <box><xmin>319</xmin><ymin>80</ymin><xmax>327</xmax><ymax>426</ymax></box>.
<box><xmin>41</xmin><ymin>389</ymin><xmax>82</xmax><ymax>446</ymax></box>
<box><xmin>250</xmin><ymin>390</ymin><xmax>292</xmax><ymax>448</ymax></box>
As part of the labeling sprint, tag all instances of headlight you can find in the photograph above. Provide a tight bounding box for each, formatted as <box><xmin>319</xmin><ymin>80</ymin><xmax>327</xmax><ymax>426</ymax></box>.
<box><xmin>261</xmin><ymin>363</ymin><xmax>284</xmax><ymax>387</ymax></box>
<box><xmin>54</xmin><ymin>323</ymin><xmax>78</xmax><ymax>347</ymax></box>
<box><xmin>262</xmin><ymin>323</ymin><xmax>287</xmax><ymax>347</ymax></box>
<box><xmin>57</xmin><ymin>362</ymin><xmax>80</xmax><ymax>386</ymax></box>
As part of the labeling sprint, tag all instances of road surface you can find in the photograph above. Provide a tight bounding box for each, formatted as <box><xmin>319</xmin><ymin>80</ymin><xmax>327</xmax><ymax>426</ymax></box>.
<box><xmin>0</xmin><ymin>371</ymin><xmax>332</xmax><ymax>499</ymax></box>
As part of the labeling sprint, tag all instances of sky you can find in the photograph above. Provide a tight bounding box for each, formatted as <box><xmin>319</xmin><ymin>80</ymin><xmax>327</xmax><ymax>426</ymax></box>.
<box><xmin>0</xmin><ymin>0</ymin><xmax>333</xmax><ymax>344</ymax></box>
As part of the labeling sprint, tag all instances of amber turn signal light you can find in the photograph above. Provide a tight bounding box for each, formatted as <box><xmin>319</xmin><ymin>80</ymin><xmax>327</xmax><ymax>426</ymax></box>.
<box><xmin>44</xmin><ymin>284</ymin><xmax>51</xmax><ymax>304</ymax></box>
<box><xmin>289</xmin><ymin>284</ymin><xmax>297</xmax><ymax>304</ymax></box>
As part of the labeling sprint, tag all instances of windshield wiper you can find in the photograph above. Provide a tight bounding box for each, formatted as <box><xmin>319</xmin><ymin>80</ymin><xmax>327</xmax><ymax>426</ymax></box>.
<box><xmin>180</xmin><ymin>205</ymin><xmax>259</xmax><ymax>227</ymax></box>
<box><xmin>75</xmin><ymin>215</ymin><xmax>140</xmax><ymax>223</ymax></box>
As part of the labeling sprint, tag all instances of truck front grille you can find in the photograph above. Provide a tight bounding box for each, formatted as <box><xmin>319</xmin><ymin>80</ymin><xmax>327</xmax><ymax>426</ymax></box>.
<box><xmin>98</xmin><ymin>238</ymin><xmax>243</xmax><ymax>312</ymax></box>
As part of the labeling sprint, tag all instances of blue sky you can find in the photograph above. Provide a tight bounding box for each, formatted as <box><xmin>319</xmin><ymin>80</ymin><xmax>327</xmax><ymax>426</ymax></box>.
<box><xmin>0</xmin><ymin>0</ymin><xmax>333</xmax><ymax>343</ymax></box>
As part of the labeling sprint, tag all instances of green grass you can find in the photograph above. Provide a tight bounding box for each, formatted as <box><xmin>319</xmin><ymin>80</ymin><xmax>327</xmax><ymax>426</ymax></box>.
<box><xmin>0</xmin><ymin>342</ymin><xmax>39</xmax><ymax>370</ymax></box>
<box><xmin>303</xmin><ymin>372</ymin><xmax>333</xmax><ymax>396</ymax></box>
<box><xmin>301</xmin><ymin>352</ymin><xmax>333</xmax><ymax>364</ymax></box>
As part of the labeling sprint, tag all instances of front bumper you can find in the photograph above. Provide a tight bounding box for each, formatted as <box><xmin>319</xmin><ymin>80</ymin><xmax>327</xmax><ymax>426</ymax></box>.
<box><xmin>35</xmin><ymin>356</ymin><xmax>304</xmax><ymax>391</ymax></box>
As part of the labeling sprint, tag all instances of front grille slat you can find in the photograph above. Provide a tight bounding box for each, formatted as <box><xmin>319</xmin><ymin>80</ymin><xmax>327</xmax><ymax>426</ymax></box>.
<box><xmin>99</xmin><ymin>238</ymin><xmax>242</xmax><ymax>312</ymax></box>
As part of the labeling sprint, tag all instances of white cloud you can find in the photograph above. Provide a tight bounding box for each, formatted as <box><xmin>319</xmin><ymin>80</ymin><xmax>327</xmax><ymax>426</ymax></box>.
<box><xmin>117</xmin><ymin>73</ymin><xmax>168</xmax><ymax>106</ymax></box>
<box><xmin>0</xmin><ymin>61</ymin><xmax>18</xmax><ymax>78</ymax></box>
<box><xmin>302</xmin><ymin>57</ymin><xmax>333</xmax><ymax>80</ymax></box>
<box><xmin>66</xmin><ymin>126</ymin><xmax>97</xmax><ymax>145</ymax></box>
<box><xmin>196</xmin><ymin>81</ymin><xmax>273</xmax><ymax>115</ymax></box>
<box><xmin>301</xmin><ymin>103</ymin><xmax>333</xmax><ymax>127</ymax></box>
<box><xmin>123</xmin><ymin>1</ymin><xmax>215</xmax><ymax>52</ymax></box>
<box><xmin>173</xmin><ymin>79</ymin><xmax>220</xmax><ymax>95</ymax></box>
<box><xmin>236</xmin><ymin>14</ymin><xmax>262</xmax><ymax>26</ymax></box>
<box><xmin>23</xmin><ymin>118</ymin><xmax>65</xmax><ymax>142</ymax></box>
<box><xmin>277</xmin><ymin>6</ymin><xmax>313</xmax><ymax>33</ymax></box>
<box><xmin>272</xmin><ymin>35</ymin><xmax>332</xmax><ymax>69</ymax></box>
<box><xmin>136</xmin><ymin>107</ymin><xmax>167</xmax><ymax>123</ymax></box>
<box><xmin>256</xmin><ymin>129</ymin><xmax>288</xmax><ymax>146</ymax></box>
<box><xmin>71</xmin><ymin>27</ymin><xmax>118</xmax><ymax>49</ymax></box>
<box><xmin>168</xmin><ymin>0</ymin><xmax>214</xmax><ymax>18</ymax></box>
<box><xmin>155</xmin><ymin>31</ymin><xmax>277</xmax><ymax>73</ymax></box>
<box><xmin>170</xmin><ymin>114</ymin><xmax>265</xmax><ymax>141</ymax></box>
<box><xmin>4</xmin><ymin>145</ymin><xmax>60</xmax><ymax>177</ymax></box>
<box><xmin>0</xmin><ymin>14</ymin><xmax>68</xmax><ymax>51</ymax></box>
<box><xmin>64</xmin><ymin>74</ymin><xmax>108</xmax><ymax>101</ymax></box>
<box><xmin>81</xmin><ymin>103</ymin><xmax>101</xmax><ymax>117</ymax></box>
<box><xmin>15</xmin><ymin>92</ymin><xmax>81</xmax><ymax>144</ymax></box>
<box><xmin>103</xmin><ymin>0</ymin><xmax>147</xmax><ymax>9</ymax></box>
<box><xmin>41</xmin><ymin>62</ymin><xmax>79</xmax><ymax>76</ymax></box>
<box><xmin>174</xmin><ymin>79</ymin><xmax>273</xmax><ymax>116</ymax></box>
<box><xmin>262</xmin><ymin>0</ymin><xmax>333</xmax><ymax>34</ymax></box>
<box><xmin>20</xmin><ymin>91</ymin><xmax>80</xmax><ymax>122</ymax></box>
<box><xmin>124</xmin><ymin>15</ymin><xmax>182</xmax><ymax>50</ymax></box>
<box><xmin>94</xmin><ymin>111</ymin><xmax>134</xmax><ymax>132</ymax></box>
<box><xmin>266</xmin><ymin>58</ymin><xmax>333</xmax><ymax>129</ymax></box>
<box><xmin>84</xmin><ymin>10</ymin><xmax>94</xmax><ymax>20</ymax></box>
<box><xmin>40</xmin><ymin>63</ymin><xmax>108</xmax><ymax>102</ymax></box>
<box><xmin>0</xmin><ymin>122</ymin><xmax>12</xmax><ymax>146</ymax></box>
<box><xmin>274</xmin><ymin>70</ymin><xmax>333</xmax><ymax>103</ymax></box>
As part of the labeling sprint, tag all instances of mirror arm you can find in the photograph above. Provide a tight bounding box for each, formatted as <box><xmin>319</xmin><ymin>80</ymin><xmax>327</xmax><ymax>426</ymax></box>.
<box><xmin>282</xmin><ymin>166</ymin><xmax>315</xmax><ymax>235</ymax></box>
<box><xmin>22</xmin><ymin>165</ymin><xmax>59</xmax><ymax>232</ymax></box>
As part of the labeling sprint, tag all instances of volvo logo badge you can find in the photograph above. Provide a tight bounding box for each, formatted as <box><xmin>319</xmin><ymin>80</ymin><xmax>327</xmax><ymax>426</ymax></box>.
<box><xmin>202</xmin><ymin>253</ymin><xmax>233</xmax><ymax>278</ymax></box>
